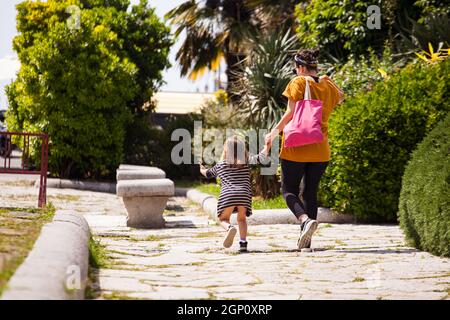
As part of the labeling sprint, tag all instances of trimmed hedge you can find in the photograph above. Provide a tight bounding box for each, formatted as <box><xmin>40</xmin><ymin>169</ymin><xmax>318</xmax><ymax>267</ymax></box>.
<box><xmin>319</xmin><ymin>59</ymin><xmax>450</xmax><ymax>221</ymax></box>
<box><xmin>398</xmin><ymin>113</ymin><xmax>450</xmax><ymax>257</ymax></box>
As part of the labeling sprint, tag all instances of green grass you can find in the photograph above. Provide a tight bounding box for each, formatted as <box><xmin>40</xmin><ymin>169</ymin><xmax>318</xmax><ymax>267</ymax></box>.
<box><xmin>88</xmin><ymin>237</ymin><xmax>112</xmax><ymax>269</ymax></box>
<box><xmin>194</xmin><ymin>231</ymin><xmax>222</xmax><ymax>238</ymax></box>
<box><xmin>175</xmin><ymin>180</ymin><xmax>286</xmax><ymax>210</ymax></box>
<box><xmin>48</xmin><ymin>194</ymin><xmax>81</xmax><ymax>202</ymax></box>
<box><xmin>101</xmin><ymin>291</ymin><xmax>144</xmax><ymax>300</ymax></box>
<box><xmin>144</xmin><ymin>235</ymin><xmax>169</xmax><ymax>241</ymax></box>
<box><xmin>252</xmin><ymin>195</ymin><xmax>285</xmax><ymax>210</ymax></box>
<box><xmin>0</xmin><ymin>203</ymin><xmax>56</xmax><ymax>296</ymax></box>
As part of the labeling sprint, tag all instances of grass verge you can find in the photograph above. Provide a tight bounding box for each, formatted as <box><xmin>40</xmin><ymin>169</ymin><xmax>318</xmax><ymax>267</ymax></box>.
<box><xmin>0</xmin><ymin>203</ymin><xmax>56</xmax><ymax>296</ymax></box>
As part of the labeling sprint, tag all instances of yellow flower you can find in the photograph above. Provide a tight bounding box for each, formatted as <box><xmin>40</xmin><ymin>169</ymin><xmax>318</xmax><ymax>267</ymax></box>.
<box><xmin>415</xmin><ymin>43</ymin><xmax>448</xmax><ymax>64</ymax></box>
<box><xmin>377</xmin><ymin>68</ymin><xmax>388</xmax><ymax>79</ymax></box>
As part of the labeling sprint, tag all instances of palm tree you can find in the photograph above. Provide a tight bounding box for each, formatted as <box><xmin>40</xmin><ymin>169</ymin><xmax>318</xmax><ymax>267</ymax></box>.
<box><xmin>165</xmin><ymin>0</ymin><xmax>256</xmax><ymax>95</ymax></box>
<box><xmin>231</xmin><ymin>28</ymin><xmax>299</xmax><ymax>130</ymax></box>
<box><xmin>244</xmin><ymin>0</ymin><xmax>298</xmax><ymax>30</ymax></box>
<box><xmin>231</xmin><ymin>28</ymin><xmax>299</xmax><ymax>199</ymax></box>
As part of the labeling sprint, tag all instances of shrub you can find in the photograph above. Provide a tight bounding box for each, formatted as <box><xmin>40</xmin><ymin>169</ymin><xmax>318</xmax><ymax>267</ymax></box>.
<box><xmin>319</xmin><ymin>59</ymin><xmax>450</xmax><ymax>221</ymax></box>
<box><xmin>398</xmin><ymin>113</ymin><xmax>450</xmax><ymax>257</ymax></box>
<box><xmin>332</xmin><ymin>46</ymin><xmax>406</xmax><ymax>98</ymax></box>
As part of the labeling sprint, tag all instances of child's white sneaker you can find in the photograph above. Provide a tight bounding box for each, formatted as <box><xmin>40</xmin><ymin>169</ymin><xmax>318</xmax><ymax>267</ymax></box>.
<box><xmin>223</xmin><ymin>225</ymin><xmax>237</xmax><ymax>248</ymax></box>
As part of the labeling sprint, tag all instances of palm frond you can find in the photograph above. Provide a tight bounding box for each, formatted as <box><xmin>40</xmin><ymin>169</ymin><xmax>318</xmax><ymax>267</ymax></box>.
<box><xmin>231</xmin><ymin>28</ymin><xmax>299</xmax><ymax>130</ymax></box>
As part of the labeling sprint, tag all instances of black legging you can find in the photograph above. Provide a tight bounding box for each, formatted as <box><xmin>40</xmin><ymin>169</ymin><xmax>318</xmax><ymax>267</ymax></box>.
<box><xmin>281</xmin><ymin>159</ymin><xmax>328</xmax><ymax>220</ymax></box>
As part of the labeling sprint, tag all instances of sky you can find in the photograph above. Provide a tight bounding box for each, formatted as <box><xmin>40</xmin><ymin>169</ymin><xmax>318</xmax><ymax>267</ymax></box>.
<box><xmin>0</xmin><ymin>0</ymin><xmax>222</xmax><ymax>109</ymax></box>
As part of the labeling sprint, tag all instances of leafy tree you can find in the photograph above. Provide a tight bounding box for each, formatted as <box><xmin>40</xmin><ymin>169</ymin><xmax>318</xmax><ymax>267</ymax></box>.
<box><xmin>295</xmin><ymin>0</ymin><xmax>388</xmax><ymax>62</ymax></box>
<box><xmin>293</xmin><ymin>0</ymin><xmax>449</xmax><ymax>62</ymax></box>
<box><xmin>6</xmin><ymin>0</ymin><xmax>171</xmax><ymax>179</ymax></box>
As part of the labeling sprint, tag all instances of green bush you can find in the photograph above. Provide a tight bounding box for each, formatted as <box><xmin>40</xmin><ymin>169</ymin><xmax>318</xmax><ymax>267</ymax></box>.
<box><xmin>332</xmin><ymin>46</ymin><xmax>406</xmax><ymax>98</ymax></box>
<box><xmin>319</xmin><ymin>59</ymin><xmax>450</xmax><ymax>221</ymax></box>
<box><xmin>398</xmin><ymin>113</ymin><xmax>450</xmax><ymax>257</ymax></box>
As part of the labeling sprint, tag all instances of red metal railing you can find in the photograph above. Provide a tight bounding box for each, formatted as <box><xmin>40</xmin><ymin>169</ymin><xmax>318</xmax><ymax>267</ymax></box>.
<box><xmin>0</xmin><ymin>131</ymin><xmax>49</xmax><ymax>207</ymax></box>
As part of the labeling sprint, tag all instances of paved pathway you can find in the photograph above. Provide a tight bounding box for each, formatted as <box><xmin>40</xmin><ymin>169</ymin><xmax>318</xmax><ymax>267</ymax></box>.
<box><xmin>1</xmin><ymin>177</ymin><xmax>449</xmax><ymax>300</ymax></box>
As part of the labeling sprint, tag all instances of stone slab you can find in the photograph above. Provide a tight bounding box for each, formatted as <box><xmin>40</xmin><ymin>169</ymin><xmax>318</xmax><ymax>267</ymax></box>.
<box><xmin>117</xmin><ymin>179</ymin><xmax>174</xmax><ymax>197</ymax></box>
<box><xmin>116</xmin><ymin>168</ymin><xmax>165</xmax><ymax>181</ymax></box>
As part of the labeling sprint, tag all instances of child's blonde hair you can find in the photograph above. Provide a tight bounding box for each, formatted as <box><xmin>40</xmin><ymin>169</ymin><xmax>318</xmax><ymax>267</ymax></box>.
<box><xmin>221</xmin><ymin>135</ymin><xmax>249</xmax><ymax>167</ymax></box>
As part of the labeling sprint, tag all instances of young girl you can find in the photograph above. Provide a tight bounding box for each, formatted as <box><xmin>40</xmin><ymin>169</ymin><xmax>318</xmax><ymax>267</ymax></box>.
<box><xmin>200</xmin><ymin>136</ymin><xmax>269</xmax><ymax>252</ymax></box>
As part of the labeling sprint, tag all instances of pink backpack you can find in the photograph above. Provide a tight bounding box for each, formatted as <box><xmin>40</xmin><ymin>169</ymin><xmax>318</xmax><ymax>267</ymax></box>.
<box><xmin>283</xmin><ymin>77</ymin><xmax>323</xmax><ymax>148</ymax></box>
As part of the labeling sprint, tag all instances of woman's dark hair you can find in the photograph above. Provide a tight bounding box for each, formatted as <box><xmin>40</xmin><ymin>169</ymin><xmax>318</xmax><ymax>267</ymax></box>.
<box><xmin>294</xmin><ymin>49</ymin><xmax>320</xmax><ymax>72</ymax></box>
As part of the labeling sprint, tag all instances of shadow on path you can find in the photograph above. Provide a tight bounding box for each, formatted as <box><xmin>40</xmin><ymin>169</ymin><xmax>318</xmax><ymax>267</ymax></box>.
<box><xmin>235</xmin><ymin>247</ymin><xmax>419</xmax><ymax>255</ymax></box>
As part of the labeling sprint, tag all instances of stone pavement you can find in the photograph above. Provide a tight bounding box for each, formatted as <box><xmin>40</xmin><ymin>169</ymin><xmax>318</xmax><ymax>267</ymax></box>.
<box><xmin>1</xmin><ymin>177</ymin><xmax>449</xmax><ymax>300</ymax></box>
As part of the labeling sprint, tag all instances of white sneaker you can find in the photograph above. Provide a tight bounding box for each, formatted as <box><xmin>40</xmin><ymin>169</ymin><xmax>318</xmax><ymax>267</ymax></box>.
<box><xmin>297</xmin><ymin>219</ymin><xmax>318</xmax><ymax>250</ymax></box>
<box><xmin>301</xmin><ymin>239</ymin><xmax>313</xmax><ymax>252</ymax></box>
<box><xmin>223</xmin><ymin>226</ymin><xmax>237</xmax><ymax>248</ymax></box>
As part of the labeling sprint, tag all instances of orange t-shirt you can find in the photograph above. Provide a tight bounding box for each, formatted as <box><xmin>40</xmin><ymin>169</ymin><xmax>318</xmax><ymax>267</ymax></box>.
<box><xmin>280</xmin><ymin>75</ymin><xmax>341</xmax><ymax>162</ymax></box>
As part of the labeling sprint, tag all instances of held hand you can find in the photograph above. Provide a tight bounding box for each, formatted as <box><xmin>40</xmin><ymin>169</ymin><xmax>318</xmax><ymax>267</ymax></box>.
<box><xmin>265</xmin><ymin>129</ymin><xmax>279</xmax><ymax>146</ymax></box>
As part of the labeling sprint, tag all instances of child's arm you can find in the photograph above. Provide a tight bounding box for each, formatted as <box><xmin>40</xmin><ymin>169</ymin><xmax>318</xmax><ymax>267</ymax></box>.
<box><xmin>249</xmin><ymin>143</ymin><xmax>271</xmax><ymax>166</ymax></box>
<box><xmin>200</xmin><ymin>163</ymin><xmax>219</xmax><ymax>179</ymax></box>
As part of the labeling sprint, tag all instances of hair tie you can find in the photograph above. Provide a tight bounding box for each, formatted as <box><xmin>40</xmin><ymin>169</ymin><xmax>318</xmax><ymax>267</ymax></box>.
<box><xmin>294</xmin><ymin>55</ymin><xmax>318</xmax><ymax>67</ymax></box>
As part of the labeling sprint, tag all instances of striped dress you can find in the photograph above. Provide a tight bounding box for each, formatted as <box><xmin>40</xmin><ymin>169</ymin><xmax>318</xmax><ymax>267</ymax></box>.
<box><xmin>206</xmin><ymin>154</ymin><xmax>267</xmax><ymax>217</ymax></box>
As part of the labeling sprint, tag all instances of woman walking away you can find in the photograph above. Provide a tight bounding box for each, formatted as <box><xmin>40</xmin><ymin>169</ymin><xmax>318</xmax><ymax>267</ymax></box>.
<box><xmin>200</xmin><ymin>136</ymin><xmax>269</xmax><ymax>252</ymax></box>
<box><xmin>265</xmin><ymin>49</ymin><xmax>344</xmax><ymax>251</ymax></box>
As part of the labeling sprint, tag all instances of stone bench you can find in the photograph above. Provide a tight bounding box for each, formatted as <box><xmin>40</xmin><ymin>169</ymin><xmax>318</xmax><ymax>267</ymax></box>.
<box><xmin>116</xmin><ymin>179</ymin><xmax>174</xmax><ymax>228</ymax></box>
<box><xmin>119</xmin><ymin>164</ymin><xmax>157</xmax><ymax>171</ymax></box>
<box><xmin>116</xmin><ymin>167</ymin><xmax>165</xmax><ymax>181</ymax></box>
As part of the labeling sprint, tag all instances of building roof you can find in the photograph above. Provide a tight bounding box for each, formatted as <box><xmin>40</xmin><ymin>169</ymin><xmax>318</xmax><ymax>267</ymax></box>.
<box><xmin>153</xmin><ymin>91</ymin><xmax>214</xmax><ymax>114</ymax></box>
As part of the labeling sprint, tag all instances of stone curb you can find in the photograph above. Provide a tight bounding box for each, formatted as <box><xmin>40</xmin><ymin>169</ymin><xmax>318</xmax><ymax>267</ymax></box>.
<box><xmin>181</xmin><ymin>188</ymin><xmax>355</xmax><ymax>225</ymax></box>
<box><xmin>1</xmin><ymin>211</ymin><xmax>91</xmax><ymax>300</ymax></box>
<box><xmin>37</xmin><ymin>178</ymin><xmax>116</xmax><ymax>193</ymax></box>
